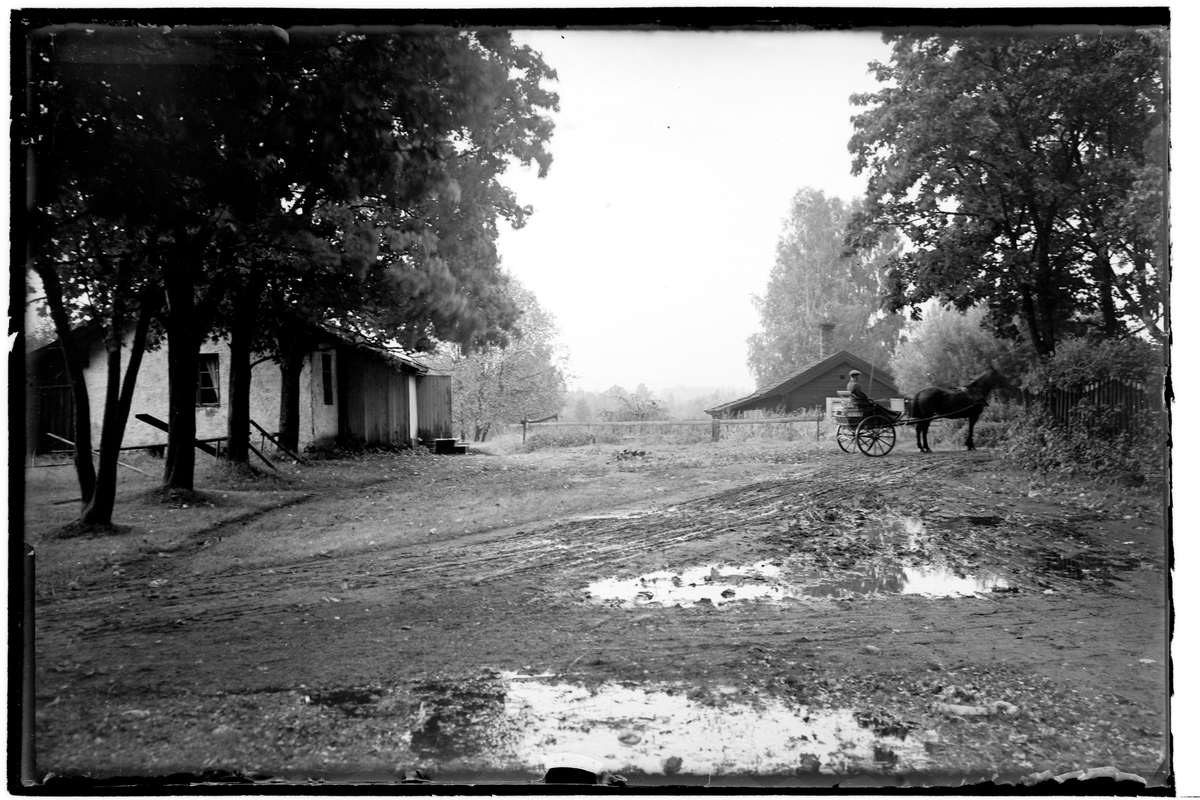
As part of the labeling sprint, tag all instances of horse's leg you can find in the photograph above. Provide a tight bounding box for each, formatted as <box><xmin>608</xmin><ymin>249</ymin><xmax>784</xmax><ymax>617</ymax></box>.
<box><xmin>916</xmin><ymin>420</ymin><xmax>929</xmax><ymax>452</ymax></box>
<box><xmin>965</xmin><ymin>413</ymin><xmax>977</xmax><ymax>450</ymax></box>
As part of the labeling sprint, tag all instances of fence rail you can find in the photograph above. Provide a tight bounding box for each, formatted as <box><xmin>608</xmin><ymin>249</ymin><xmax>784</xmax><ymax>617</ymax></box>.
<box><xmin>509</xmin><ymin>415</ymin><xmax>827</xmax><ymax>443</ymax></box>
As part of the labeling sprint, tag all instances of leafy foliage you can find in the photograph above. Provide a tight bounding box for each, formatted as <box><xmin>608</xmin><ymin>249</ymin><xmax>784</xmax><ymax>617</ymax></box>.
<box><xmin>1001</xmin><ymin>405</ymin><xmax>1163</xmax><ymax>486</ymax></box>
<box><xmin>571</xmin><ymin>397</ymin><xmax>594</xmax><ymax>423</ymax></box>
<box><xmin>748</xmin><ymin>188</ymin><xmax>904</xmax><ymax>384</ymax></box>
<box><xmin>432</xmin><ymin>279</ymin><xmax>569</xmax><ymax>442</ymax></box>
<box><xmin>599</xmin><ymin>385</ymin><xmax>671</xmax><ymax>422</ymax></box>
<box><xmin>1019</xmin><ymin>336</ymin><xmax>1164</xmax><ymax>394</ymax></box>
<box><xmin>998</xmin><ymin>337</ymin><xmax>1165</xmax><ymax>484</ymax></box>
<box><xmin>890</xmin><ymin>303</ymin><xmax>1031</xmax><ymax>394</ymax></box>
<box><xmin>848</xmin><ymin>31</ymin><xmax>1166</xmax><ymax>355</ymax></box>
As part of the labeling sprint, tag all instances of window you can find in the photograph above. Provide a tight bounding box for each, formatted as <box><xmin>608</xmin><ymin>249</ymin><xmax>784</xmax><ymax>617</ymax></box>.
<box><xmin>197</xmin><ymin>354</ymin><xmax>221</xmax><ymax>406</ymax></box>
<box><xmin>321</xmin><ymin>352</ymin><xmax>334</xmax><ymax>405</ymax></box>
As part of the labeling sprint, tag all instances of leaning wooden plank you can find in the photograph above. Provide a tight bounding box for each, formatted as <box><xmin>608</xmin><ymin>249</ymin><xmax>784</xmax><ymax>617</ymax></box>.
<box><xmin>45</xmin><ymin>432</ymin><xmax>152</xmax><ymax>477</ymax></box>
<box><xmin>134</xmin><ymin>414</ymin><xmax>220</xmax><ymax>457</ymax></box>
<box><xmin>249</xmin><ymin>420</ymin><xmax>307</xmax><ymax>464</ymax></box>
<box><xmin>247</xmin><ymin>442</ymin><xmax>278</xmax><ymax>471</ymax></box>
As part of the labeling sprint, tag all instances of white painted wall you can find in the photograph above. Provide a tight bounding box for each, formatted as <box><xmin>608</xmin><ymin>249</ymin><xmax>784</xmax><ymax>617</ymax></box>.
<box><xmin>408</xmin><ymin>374</ymin><xmax>419</xmax><ymax>442</ymax></box>
<box><xmin>80</xmin><ymin>332</ymin><xmax>333</xmax><ymax>450</ymax></box>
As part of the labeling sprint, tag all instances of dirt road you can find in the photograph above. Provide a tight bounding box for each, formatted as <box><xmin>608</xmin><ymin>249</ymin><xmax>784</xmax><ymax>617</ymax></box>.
<box><xmin>32</xmin><ymin>443</ymin><xmax>1168</xmax><ymax>787</ymax></box>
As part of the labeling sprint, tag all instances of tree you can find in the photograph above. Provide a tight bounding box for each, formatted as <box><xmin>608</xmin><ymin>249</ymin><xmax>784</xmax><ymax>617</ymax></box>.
<box><xmin>600</xmin><ymin>385</ymin><xmax>670</xmax><ymax>422</ymax></box>
<box><xmin>434</xmin><ymin>279</ymin><xmax>568</xmax><ymax>442</ymax></box>
<box><xmin>234</xmin><ymin>30</ymin><xmax>556</xmax><ymax>456</ymax></box>
<box><xmin>847</xmin><ymin>31</ymin><xmax>1166</xmax><ymax>356</ymax></box>
<box><xmin>747</xmin><ymin>188</ymin><xmax>904</xmax><ymax>385</ymax></box>
<box><xmin>890</xmin><ymin>302</ymin><xmax>1029</xmax><ymax>394</ymax></box>
<box><xmin>25</xmin><ymin>24</ymin><xmax>559</xmax><ymax>504</ymax></box>
<box><xmin>571</xmin><ymin>397</ymin><xmax>594</xmax><ymax>423</ymax></box>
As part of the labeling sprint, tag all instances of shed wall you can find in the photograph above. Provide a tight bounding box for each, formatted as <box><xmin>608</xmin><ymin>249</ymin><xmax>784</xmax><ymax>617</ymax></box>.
<box><xmin>339</xmin><ymin>348</ymin><xmax>413</xmax><ymax>447</ymax></box>
<box><xmin>415</xmin><ymin>374</ymin><xmax>453</xmax><ymax>441</ymax></box>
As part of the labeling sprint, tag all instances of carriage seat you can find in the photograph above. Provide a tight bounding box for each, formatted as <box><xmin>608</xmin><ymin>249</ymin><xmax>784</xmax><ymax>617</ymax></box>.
<box><xmin>837</xmin><ymin>391</ymin><xmax>901</xmax><ymax>421</ymax></box>
<box><xmin>836</xmin><ymin>390</ymin><xmax>873</xmax><ymax>417</ymax></box>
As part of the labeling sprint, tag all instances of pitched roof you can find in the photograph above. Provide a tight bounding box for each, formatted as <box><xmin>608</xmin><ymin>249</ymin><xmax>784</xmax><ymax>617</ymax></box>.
<box><xmin>707</xmin><ymin>350</ymin><xmax>896</xmax><ymax>415</ymax></box>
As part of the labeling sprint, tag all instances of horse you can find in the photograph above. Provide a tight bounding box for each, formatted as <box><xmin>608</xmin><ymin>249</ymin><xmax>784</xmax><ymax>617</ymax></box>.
<box><xmin>906</xmin><ymin>367</ymin><xmax>1007</xmax><ymax>452</ymax></box>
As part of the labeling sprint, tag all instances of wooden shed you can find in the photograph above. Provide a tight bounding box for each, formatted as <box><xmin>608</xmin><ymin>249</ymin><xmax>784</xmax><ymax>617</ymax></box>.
<box><xmin>707</xmin><ymin>350</ymin><xmax>899</xmax><ymax>418</ymax></box>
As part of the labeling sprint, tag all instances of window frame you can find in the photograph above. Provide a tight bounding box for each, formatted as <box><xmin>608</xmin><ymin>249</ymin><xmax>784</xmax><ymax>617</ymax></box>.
<box><xmin>321</xmin><ymin>352</ymin><xmax>334</xmax><ymax>406</ymax></box>
<box><xmin>197</xmin><ymin>353</ymin><xmax>221</xmax><ymax>407</ymax></box>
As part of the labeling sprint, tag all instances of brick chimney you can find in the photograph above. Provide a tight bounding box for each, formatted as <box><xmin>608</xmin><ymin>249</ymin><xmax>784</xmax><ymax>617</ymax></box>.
<box><xmin>818</xmin><ymin>322</ymin><xmax>836</xmax><ymax>360</ymax></box>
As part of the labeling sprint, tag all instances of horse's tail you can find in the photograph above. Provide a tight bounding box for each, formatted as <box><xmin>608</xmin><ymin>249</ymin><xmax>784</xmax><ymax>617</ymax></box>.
<box><xmin>904</xmin><ymin>395</ymin><xmax>915</xmax><ymax>418</ymax></box>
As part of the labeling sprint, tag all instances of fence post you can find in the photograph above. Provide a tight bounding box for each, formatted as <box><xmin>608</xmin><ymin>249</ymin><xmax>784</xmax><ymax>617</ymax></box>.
<box><xmin>711</xmin><ymin>418</ymin><xmax>721</xmax><ymax>442</ymax></box>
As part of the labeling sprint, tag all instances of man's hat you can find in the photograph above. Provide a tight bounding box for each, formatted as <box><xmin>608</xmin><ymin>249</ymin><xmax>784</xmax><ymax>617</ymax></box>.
<box><xmin>849</xmin><ymin>369</ymin><xmax>861</xmax><ymax>376</ymax></box>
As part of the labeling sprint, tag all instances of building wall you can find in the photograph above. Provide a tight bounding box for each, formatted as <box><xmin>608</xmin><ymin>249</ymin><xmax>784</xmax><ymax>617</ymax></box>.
<box><xmin>338</xmin><ymin>347</ymin><xmax>414</xmax><ymax>447</ymax></box>
<box><xmin>308</xmin><ymin>348</ymin><xmax>339</xmax><ymax>445</ymax></box>
<box><xmin>74</xmin><ymin>333</ymin><xmax>330</xmax><ymax>451</ymax></box>
<box><xmin>415</xmin><ymin>374</ymin><xmax>453</xmax><ymax>440</ymax></box>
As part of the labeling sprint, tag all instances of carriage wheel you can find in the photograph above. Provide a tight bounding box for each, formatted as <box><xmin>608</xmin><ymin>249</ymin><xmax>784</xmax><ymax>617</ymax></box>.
<box><xmin>855</xmin><ymin>416</ymin><xmax>896</xmax><ymax>457</ymax></box>
<box><xmin>836</xmin><ymin>425</ymin><xmax>855</xmax><ymax>453</ymax></box>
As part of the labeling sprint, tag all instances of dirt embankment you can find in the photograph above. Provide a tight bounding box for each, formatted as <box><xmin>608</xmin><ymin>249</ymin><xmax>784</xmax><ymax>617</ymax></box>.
<box><xmin>30</xmin><ymin>442</ymin><xmax>1168</xmax><ymax>788</ymax></box>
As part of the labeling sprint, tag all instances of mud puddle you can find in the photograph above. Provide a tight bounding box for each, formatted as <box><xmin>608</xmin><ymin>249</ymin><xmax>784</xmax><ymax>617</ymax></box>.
<box><xmin>584</xmin><ymin>559</ymin><xmax>1009</xmax><ymax>608</ymax></box>
<box><xmin>584</xmin><ymin>562</ymin><xmax>787</xmax><ymax>607</ymax></box>
<box><xmin>406</xmin><ymin>673</ymin><xmax>930</xmax><ymax>777</ymax></box>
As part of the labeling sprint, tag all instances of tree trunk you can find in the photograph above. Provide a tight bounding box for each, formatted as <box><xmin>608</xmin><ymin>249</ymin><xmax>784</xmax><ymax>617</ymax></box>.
<box><xmin>1092</xmin><ymin>254</ymin><xmax>1120</xmax><ymax>337</ymax></box>
<box><xmin>276</xmin><ymin>338</ymin><xmax>309</xmax><ymax>453</ymax></box>
<box><xmin>163</xmin><ymin>272</ymin><xmax>199</xmax><ymax>491</ymax></box>
<box><xmin>34</xmin><ymin>262</ymin><xmax>96</xmax><ymax>503</ymax></box>
<box><xmin>225</xmin><ymin>274</ymin><xmax>265</xmax><ymax>464</ymax></box>
<box><xmin>162</xmin><ymin>256</ymin><xmax>228</xmax><ymax>490</ymax></box>
<box><xmin>83</xmin><ymin>286</ymin><xmax>157</xmax><ymax>525</ymax></box>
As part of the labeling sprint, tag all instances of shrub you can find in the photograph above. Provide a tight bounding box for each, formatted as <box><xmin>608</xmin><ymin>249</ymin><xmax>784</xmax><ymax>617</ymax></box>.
<box><xmin>1005</xmin><ymin>335</ymin><xmax>1167</xmax><ymax>485</ymax></box>
<box><xmin>1002</xmin><ymin>403</ymin><xmax>1165</xmax><ymax>485</ymax></box>
<box><xmin>1021</xmin><ymin>336</ymin><xmax>1164</xmax><ymax>393</ymax></box>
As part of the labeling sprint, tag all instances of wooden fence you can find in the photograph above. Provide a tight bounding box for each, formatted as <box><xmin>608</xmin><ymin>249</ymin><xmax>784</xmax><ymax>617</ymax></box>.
<box><xmin>1020</xmin><ymin>378</ymin><xmax>1162</xmax><ymax>435</ymax></box>
<box><xmin>510</xmin><ymin>415</ymin><xmax>827</xmax><ymax>443</ymax></box>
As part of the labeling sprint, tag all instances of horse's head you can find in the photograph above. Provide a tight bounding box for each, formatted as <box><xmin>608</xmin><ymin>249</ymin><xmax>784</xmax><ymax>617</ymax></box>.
<box><xmin>965</xmin><ymin>365</ymin><xmax>1008</xmax><ymax>401</ymax></box>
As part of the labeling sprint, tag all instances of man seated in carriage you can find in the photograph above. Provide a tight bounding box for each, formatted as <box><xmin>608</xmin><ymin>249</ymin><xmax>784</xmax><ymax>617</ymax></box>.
<box><xmin>846</xmin><ymin>369</ymin><xmax>901</xmax><ymax>420</ymax></box>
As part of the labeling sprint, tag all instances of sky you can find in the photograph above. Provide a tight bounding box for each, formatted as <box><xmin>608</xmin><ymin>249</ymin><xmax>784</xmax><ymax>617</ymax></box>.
<box><xmin>494</xmin><ymin>29</ymin><xmax>895</xmax><ymax>393</ymax></box>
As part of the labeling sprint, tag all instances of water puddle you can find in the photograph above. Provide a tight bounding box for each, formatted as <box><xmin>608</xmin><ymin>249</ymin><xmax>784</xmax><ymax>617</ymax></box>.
<box><xmin>806</xmin><ymin>564</ymin><xmax>1010</xmax><ymax>599</ymax></box>
<box><xmin>584</xmin><ymin>562</ymin><xmax>786</xmax><ymax>607</ymax></box>
<box><xmin>585</xmin><ymin>559</ymin><xmax>1009</xmax><ymax>607</ymax></box>
<box><xmin>503</xmin><ymin>675</ymin><xmax>927</xmax><ymax>776</ymax></box>
<box><xmin>405</xmin><ymin>673</ymin><xmax>929</xmax><ymax>776</ymax></box>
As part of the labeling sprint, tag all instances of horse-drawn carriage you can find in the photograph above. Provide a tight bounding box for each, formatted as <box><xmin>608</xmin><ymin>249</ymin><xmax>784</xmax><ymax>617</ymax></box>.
<box><xmin>831</xmin><ymin>367</ymin><xmax>1006</xmax><ymax>456</ymax></box>
<box><xmin>832</xmin><ymin>393</ymin><xmax>904</xmax><ymax>456</ymax></box>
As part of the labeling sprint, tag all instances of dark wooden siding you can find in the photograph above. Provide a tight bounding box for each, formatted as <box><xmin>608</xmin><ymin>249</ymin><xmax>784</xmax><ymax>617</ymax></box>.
<box><xmin>416</xmin><ymin>374</ymin><xmax>453</xmax><ymax>441</ymax></box>
<box><xmin>739</xmin><ymin>361</ymin><xmax>899</xmax><ymax>416</ymax></box>
<box><xmin>783</xmin><ymin>366</ymin><xmax>898</xmax><ymax>411</ymax></box>
<box><xmin>27</xmin><ymin>347</ymin><xmax>77</xmax><ymax>454</ymax></box>
<box><xmin>338</xmin><ymin>348</ymin><xmax>412</xmax><ymax>447</ymax></box>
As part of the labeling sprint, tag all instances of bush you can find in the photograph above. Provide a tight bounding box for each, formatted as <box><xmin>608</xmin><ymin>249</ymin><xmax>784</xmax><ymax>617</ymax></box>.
<box><xmin>913</xmin><ymin>398</ymin><xmax>1023</xmax><ymax>450</ymax></box>
<box><xmin>1002</xmin><ymin>404</ymin><xmax>1165</xmax><ymax>486</ymax></box>
<box><xmin>1004</xmin><ymin>335</ymin><xmax>1167</xmax><ymax>485</ymax></box>
<box><xmin>1021</xmin><ymin>336</ymin><xmax>1164</xmax><ymax>393</ymax></box>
